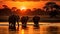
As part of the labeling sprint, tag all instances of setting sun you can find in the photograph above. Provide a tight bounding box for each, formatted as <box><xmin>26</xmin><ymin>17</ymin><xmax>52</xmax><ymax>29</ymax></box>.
<box><xmin>20</xmin><ymin>6</ymin><xmax>27</xmax><ymax>11</ymax></box>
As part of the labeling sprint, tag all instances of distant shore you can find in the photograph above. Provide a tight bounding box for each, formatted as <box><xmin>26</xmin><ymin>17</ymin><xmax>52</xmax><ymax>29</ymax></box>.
<box><xmin>0</xmin><ymin>15</ymin><xmax>60</xmax><ymax>22</ymax></box>
<box><xmin>0</xmin><ymin>22</ymin><xmax>60</xmax><ymax>26</ymax></box>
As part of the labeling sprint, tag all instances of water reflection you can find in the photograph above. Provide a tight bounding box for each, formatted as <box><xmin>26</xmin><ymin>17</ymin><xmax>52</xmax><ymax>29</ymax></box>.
<box><xmin>33</xmin><ymin>28</ymin><xmax>40</xmax><ymax>34</ymax></box>
<box><xmin>47</xmin><ymin>26</ymin><xmax>59</xmax><ymax>34</ymax></box>
<box><xmin>22</xmin><ymin>29</ymin><xmax>29</xmax><ymax>34</ymax></box>
<box><xmin>0</xmin><ymin>23</ymin><xmax>60</xmax><ymax>34</ymax></box>
<box><xmin>9</xmin><ymin>31</ymin><xmax>19</xmax><ymax>34</ymax></box>
<box><xmin>0</xmin><ymin>26</ymin><xmax>8</xmax><ymax>34</ymax></box>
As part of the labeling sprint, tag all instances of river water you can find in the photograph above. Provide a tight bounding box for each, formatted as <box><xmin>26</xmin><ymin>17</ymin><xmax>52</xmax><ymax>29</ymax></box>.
<box><xmin>0</xmin><ymin>22</ymin><xmax>60</xmax><ymax>34</ymax></box>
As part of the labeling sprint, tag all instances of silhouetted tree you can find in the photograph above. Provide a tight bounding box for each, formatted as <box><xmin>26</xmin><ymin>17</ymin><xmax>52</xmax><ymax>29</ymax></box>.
<box><xmin>16</xmin><ymin>9</ymin><xmax>21</xmax><ymax>16</ymax></box>
<box><xmin>43</xmin><ymin>2</ymin><xmax>59</xmax><ymax>15</ymax></box>
<box><xmin>26</xmin><ymin>9</ymin><xmax>32</xmax><ymax>15</ymax></box>
<box><xmin>1</xmin><ymin>5</ymin><xmax>12</xmax><ymax>16</ymax></box>
<box><xmin>35</xmin><ymin>8</ymin><xmax>42</xmax><ymax>15</ymax></box>
<box><xmin>43</xmin><ymin>2</ymin><xmax>57</xmax><ymax>12</ymax></box>
<box><xmin>32</xmin><ymin>8</ymin><xmax>37</xmax><ymax>15</ymax></box>
<box><xmin>11</xmin><ymin>7</ymin><xmax>17</xmax><ymax>15</ymax></box>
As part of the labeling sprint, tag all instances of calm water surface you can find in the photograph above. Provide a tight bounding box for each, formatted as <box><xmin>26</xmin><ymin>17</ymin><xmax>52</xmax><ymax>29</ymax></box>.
<box><xmin>0</xmin><ymin>22</ymin><xmax>60</xmax><ymax>34</ymax></box>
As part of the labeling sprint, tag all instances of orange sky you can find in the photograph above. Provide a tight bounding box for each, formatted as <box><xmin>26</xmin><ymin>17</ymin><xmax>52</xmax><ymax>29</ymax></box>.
<box><xmin>0</xmin><ymin>1</ymin><xmax>60</xmax><ymax>9</ymax></box>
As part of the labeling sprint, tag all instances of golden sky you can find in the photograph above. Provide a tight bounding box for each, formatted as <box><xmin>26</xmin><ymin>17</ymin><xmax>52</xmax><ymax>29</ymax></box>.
<box><xmin>0</xmin><ymin>1</ymin><xmax>60</xmax><ymax>9</ymax></box>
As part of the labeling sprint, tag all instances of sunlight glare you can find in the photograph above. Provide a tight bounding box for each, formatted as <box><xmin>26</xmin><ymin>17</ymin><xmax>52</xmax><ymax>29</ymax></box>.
<box><xmin>22</xmin><ymin>29</ymin><xmax>24</xmax><ymax>34</ymax></box>
<box><xmin>20</xmin><ymin>6</ymin><xmax>26</xmax><ymax>11</ymax></box>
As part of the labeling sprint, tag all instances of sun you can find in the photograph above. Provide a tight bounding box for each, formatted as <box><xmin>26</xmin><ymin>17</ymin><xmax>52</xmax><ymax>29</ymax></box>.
<box><xmin>20</xmin><ymin>6</ymin><xmax>26</xmax><ymax>11</ymax></box>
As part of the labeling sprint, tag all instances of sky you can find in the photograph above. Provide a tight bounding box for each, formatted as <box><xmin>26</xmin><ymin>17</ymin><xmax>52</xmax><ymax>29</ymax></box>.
<box><xmin>0</xmin><ymin>0</ymin><xmax>60</xmax><ymax>9</ymax></box>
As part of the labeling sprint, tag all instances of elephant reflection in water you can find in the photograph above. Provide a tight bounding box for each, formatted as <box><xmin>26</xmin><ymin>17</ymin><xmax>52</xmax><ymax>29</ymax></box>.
<box><xmin>47</xmin><ymin>26</ymin><xmax>59</xmax><ymax>34</ymax></box>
